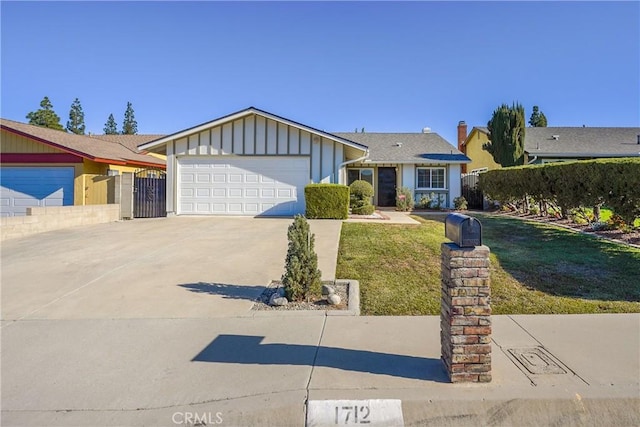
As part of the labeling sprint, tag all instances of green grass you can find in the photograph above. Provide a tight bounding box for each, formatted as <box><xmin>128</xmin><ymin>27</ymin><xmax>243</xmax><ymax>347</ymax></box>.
<box><xmin>336</xmin><ymin>214</ymin><xmax>640</xmax><ymax>315</ymax></box>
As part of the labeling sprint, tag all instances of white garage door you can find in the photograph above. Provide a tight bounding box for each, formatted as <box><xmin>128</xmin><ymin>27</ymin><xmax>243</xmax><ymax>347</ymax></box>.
<box><xmin>178</xmin><ymin>156</ymin><xmax>309</xmax><ymax>216</ymax></box>
<box><xmin>0</xmin><ymin>167</ymin><xmax>75</xmax><ymax>217</ymax></box>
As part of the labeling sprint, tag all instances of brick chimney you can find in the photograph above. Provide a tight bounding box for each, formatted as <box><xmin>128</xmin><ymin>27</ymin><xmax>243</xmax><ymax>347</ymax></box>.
<box><xmin>457</xmin><ymin>121</ymin><xmax>468</xmax><ymax>173</ymax></box>
<box><xmin>457</xmin><ymin>120</ymin><xmax>467</xmax><ymax>151</ymax></box>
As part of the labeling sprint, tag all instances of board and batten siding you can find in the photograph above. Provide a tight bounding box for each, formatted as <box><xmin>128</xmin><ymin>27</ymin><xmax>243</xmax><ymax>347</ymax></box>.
<box><xmin>164</xmin><ymin>114</ymin><xmax>346</xmax><ymax>214</ymax></box>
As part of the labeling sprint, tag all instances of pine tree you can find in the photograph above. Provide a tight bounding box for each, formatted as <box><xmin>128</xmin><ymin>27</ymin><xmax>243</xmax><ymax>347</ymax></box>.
<box><xmin>26</xmin><ymin>96</ymin><xmax>64</xmax><ymax>131</ymax></box>
<box><xmin>66</xmin><ymin>98</ymin><xmax>86</xmax><ymax>134</ymax></box>
<box><xmin>103</xmin><ymin>114</ymin><xmax>119</xmax><ymax>135</ymax></box>
<box><xmin>121</xmin><ymin>102</ymin><xmax>138</xmax><ymax>135</ymax></box>
<box><xmin>483</xmin><ymin>102</ymin><xmax>526</xmax><ymax>167</ymax></box>
<box><xmin>529</xmin><ymin>105</ymin><xmax>548</xmax><ymax>127</ymax></box>
<box><xmin>281</xmin><ymin>215</ymin><xmax>322</xmax><ymax>302</ymax></box>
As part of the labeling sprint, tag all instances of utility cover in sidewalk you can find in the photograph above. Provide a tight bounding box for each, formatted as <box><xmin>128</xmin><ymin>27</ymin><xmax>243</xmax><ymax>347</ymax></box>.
<box><xmin>307</xmin><ymin>399</ymin><xmax>404</xmax><ymax>427</ymax></box>
<box><xmin>507</xmin><ymin>347</ymin><xmax>567</xmax><ymax>374</ymax></box>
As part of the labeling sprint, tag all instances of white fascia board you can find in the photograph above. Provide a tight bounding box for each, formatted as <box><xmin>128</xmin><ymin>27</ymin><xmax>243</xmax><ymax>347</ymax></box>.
<box><xmin>139</xmin><ymin>107</ymin><xmax>369</xmax><ymax>154</ymax></box>
<box><xmin>363</xmin><ymin>160</ymin><xmax>471</xmax><ymax>165</ymax></box>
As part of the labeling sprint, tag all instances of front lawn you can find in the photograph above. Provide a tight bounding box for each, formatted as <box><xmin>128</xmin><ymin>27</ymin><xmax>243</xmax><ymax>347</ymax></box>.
<box><xmin>336</xmin><ymin>214</ymin><xmax>640</xmax><ymax>315</ymax></box>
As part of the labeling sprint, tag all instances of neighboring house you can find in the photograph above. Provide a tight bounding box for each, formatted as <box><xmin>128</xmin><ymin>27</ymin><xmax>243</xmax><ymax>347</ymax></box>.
<box><xmin>523</xmin><ymin>127</ymin><xmax>640</xmax><ymax>164</ymax></box>
<box><xmin>456</xmin><ymin>122</ymin><xmax>497</xmax><ymax>174</ymax></box>
<box><xmin>459</xmin><ymin>122</ymin><xmax>640</xmax><ymax>172</ymax></box>
<box><xmin>0</xmin><ymin>119</ymin><xmax>165</xmax><ymax>216</ymax></box>
<box><xmin>139</xmin><ymin>107</ymin><xmax>469</xmax><ymax>217</ymax></box>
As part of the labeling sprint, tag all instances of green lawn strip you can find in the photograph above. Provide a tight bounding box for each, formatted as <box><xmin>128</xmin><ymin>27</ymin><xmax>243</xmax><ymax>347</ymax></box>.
<box><xmin>336</xmin><ymin>214</ymin><xmax>640</xmax><ymax>315</ymax></box>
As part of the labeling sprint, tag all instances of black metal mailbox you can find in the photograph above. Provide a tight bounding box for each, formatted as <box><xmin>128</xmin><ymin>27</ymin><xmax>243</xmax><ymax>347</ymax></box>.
<box><xmin>445</xmin><ymin>213</ymin><xmax>482</xmax><ymax>247</ymax></box>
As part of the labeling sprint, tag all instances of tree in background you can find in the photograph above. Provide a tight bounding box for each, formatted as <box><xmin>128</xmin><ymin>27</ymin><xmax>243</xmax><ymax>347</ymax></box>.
<box><xmin>483</xmin><ymin>102</ymin><xmax>526</xmax><ymax>167</ymax></box>
<box><xmin>26</xmin><ymin>96</ymin><xmax>64</xmax><ymax>131</ymax></box>
<box><xmin>121</xmin><ymin>102</ymin><xmax>138</xmax><ymax>135</ymax></box>
<box><xmin>104</xmin><ymin>114</ymin><xmax>118</xmax><ymax>134</ymax></box>
<box><xmin>529</xmin><ymin>105</ymin><xmax>548</xmax><ymax>127</ymax></box>
<box><xmin>66</xmin><ymin>98</ymin><xmax>86</xmax><ymax>134</ymax></box>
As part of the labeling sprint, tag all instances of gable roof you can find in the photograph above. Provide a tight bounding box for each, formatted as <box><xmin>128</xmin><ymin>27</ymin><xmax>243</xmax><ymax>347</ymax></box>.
<box><xmin>460</xmin><ymin>126</ymin><xmax>489</xmax><ymax>148</ymax></box>
<box><xmin>0</xmin><ymin>119</ymin><xmax>165</xmax><ymax>168</ymax></box>
<box><xmin>139</xmin><ymin>106</ymin><xmax>369</xmax><ymax>153</ymax></box>
<box><xmin>333</xmin><ymin>132</ymin><xmax>470</xmax><ymax>164</ymax></box>
<box><xmin>524</xmin><ymin>127</ymin><xmax>640</xmax><ymax>158</ymax></box>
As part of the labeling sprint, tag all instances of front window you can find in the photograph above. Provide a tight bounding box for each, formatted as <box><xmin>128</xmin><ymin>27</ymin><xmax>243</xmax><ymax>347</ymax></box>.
<box><xmin>348</xmin><ymin>168</ymin><xmax>374</xmax><ymax>188</ymax></box>
<box><xmin>416</xmin><ymin>167</ymin><xmax>446</xmax><ymax>189</ymax></box>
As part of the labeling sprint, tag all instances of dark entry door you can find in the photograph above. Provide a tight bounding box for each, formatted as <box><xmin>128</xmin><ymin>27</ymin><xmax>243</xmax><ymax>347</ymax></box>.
<box><xmin>134</xmin><ymin>169</ymin><xmax>167</xmax><ymax>218</ymax></box>
<box><xmin>377</xmin><ymin>167</ymin><xmax>397</xmax><ymax>207</ymax></box>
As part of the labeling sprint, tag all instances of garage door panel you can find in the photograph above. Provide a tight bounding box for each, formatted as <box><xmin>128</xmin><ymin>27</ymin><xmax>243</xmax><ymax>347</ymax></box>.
<box><xmin>0</xmin><ymin>167</ymin><xmax>74</xmax><ymax>217</ymax></box>
<box><xmin>177</xmin><ymin>157</ymin><xmax>309</xmax><ymax>216</ymax></box>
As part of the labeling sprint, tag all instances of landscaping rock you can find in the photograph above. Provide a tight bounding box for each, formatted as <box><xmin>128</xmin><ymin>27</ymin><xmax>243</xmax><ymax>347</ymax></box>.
<box><xmin>327</xmin><ymin>293</ymin><xmax>341</xmax><ymax>305</ymax></box>
<box><xmin>322</xmin><ymin>284</ymin><xmax>336</xmax><ymax>296</ymax></box>
<box><xmin>269</xmin><ymin>294</ymin><xmax>288</xmax><ymax>306</ymax></box>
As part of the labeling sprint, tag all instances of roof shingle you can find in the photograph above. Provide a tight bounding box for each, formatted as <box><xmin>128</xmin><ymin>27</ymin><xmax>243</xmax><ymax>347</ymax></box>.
<box><xmin>332</xmin><ymin>132</ymin><xmax>469</xmax><ymax>163</ymax></box>
<box><xmin>1</xmin><ymin>119</ymin><xmax>165</xmax><ymax>167</ymax></box>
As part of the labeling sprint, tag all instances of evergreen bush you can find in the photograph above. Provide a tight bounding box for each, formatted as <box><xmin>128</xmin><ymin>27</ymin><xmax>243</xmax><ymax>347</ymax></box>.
<box><xmin>281</xmin><ymin>215</ymin><xmax>322</xmax><ymax>302</ymax></box>
<box><xmin>305</xmin><ymin>184</ymin><xmax>349</xmax><ymax>219</ymax></box>
<box><xmin>349</xmin><ymin>180</ymin><xmax>375</xmax><ymax>215</ymax></box>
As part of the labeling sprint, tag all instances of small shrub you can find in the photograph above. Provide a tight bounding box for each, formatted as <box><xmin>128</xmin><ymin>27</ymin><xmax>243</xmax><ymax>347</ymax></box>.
<box><xmin>349</xmin><ymin>180</ymin><xmax>374</xmax><ymax>215</ymax></box>
<box><xmin>453</xmin><ymin>196</ymin><xmax>468</xmax><ymax>211</ymax></box>
<box><xmin>349</xmin><ymin>180</ymin><xmax>374</xmax><ymax>200</ymax></box>
<box><xmin>416</xmin><ymin>195</ymin><xmax>431</xmax><ymax>209</ymax></box>
<box><xmin>351</xmin><ymin>203</ymin><xmax>375</xmax><ymax>215</ymax></box>
<box><xmin>305</xmin><ymin>184</ymin><xmax>349</xmax><ymax>219</ymax></box>
<box><xmin>396</xmin><ymin>187</ymin><xmax>414</xmax><ymax>211</ymax></box>
<box><xmin>529</xmin><ymin>205</ymin><xmax>540</xmax><ymax>215</ymax></box>
<box><xmin>607</xmin><ymin>214</ymin><xmax>631</xmax><ymax>232</ymax></box>
<box><xmin>429</xmin><ymin>192</ymin><xmax>444</xmax><ymax>210</ymax></box>
<box><xmin>281</xmin><ymin>215</ymin><xmax>322</xmax><ymax>302</ymax></box>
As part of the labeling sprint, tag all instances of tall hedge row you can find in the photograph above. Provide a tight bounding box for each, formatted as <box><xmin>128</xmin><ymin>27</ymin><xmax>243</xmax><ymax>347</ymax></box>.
<box><xmin>478</xmin><ymin>158</ymin><xmax>640</xmax><ymax>225</ymax></box>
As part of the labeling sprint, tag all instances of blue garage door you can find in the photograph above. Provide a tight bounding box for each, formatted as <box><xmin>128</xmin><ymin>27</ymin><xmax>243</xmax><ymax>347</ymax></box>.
<box><xmin>0</xmin><ymin>167</ymin><xmax>74</xmax><ymax>217</ymax></box>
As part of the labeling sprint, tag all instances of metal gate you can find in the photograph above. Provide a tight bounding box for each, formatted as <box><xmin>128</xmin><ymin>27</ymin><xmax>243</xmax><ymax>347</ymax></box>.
<box><xmin>133</xmin><ymin>169</ymin><xmax>166</xmax><ymax>218</ymax></box>
<box><xmin>461</xmin><ymin>173</ymin><xmax>484</xmax><ymax>210</ymax></box>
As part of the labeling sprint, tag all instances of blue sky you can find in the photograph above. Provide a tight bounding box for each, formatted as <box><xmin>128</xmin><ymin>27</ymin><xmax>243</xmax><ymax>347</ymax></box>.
<box><xmin>1</xmin><ymin>1</ymin><xmax>638</xmax><ymax>146</ymax></box>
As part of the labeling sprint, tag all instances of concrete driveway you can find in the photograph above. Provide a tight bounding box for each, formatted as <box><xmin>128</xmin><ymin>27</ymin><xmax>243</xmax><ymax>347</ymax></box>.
<box><xmin>1</xmin><ymin>216</ymin><xmax>342</xmax><ymax>320</ymax></box>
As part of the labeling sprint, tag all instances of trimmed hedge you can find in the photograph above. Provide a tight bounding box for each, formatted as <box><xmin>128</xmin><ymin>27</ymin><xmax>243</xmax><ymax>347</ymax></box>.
<box><xmin>479</xmin><ymin>158</ymin><xmax>640</xmax><ymax>225</ymax></box>
<box><xmin>305</xmin><ymin>184</ymin><xmax>350</xmax><ymax>219</ymax></box>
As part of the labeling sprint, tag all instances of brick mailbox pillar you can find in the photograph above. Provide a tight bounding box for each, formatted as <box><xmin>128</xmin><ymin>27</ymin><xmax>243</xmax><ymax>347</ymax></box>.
<box><xmin>440</xmin><ymin>243</ymin><xmax>492</xmax><ymax>383</ymax></box>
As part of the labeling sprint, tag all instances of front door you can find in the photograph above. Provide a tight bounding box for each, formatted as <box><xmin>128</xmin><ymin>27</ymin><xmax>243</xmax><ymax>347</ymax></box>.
<box><xmin>377</xmin><ymin>167</ymin><xmax>397</xmax><ymax>207</ymax></box>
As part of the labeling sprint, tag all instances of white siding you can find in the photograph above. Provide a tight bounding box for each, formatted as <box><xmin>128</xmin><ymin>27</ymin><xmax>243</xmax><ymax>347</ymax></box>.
<box><xmin>402</xmin><ymin>164</ymin><xmax>415</xmax><ymax>190</ymax></box>
<box><xmin>311</xmin><ymin>136</ymin><xmax>321</xmax><ymax>182</ymax></box>
<box><xmin>289</xmin><ymin>127</ymin><xmax>300</xmax><ymax>155</ymax></box>
<box><xmin>255</xmin><ymin>116</ymin><xmax>266</xmax><ymax>155</ymax></box>
<box><xmin>266</xmin><ymin>119</ymin><xmax>277</xmax><ymax>154</ymax></box>
<box><xmin>277</xmin><ymin>123</ymin><xmax>288</xmax><ymax>154</ymax></box>
<box><xmin>320</xmin><ymin>137</ymin><xmax>334</xmax><ymax>183</ymax></box>
<box><xmin>211</xmin><ymin>127</ymin><xmax>221</xmax><ymax>155</ymax></box>
<box><xmin>448</xmin><ymin>163</ymin><xmax>462</xmax><ymax>208</ymax></box>
<box><xmin>233</xmin><ymin>119</ymin><xmax>243</xmax><ymax>154</ymax></box>
<box><xmin>188</xmin><ymin>134</ymin><xmax>198</xmax><ymax>155</ymax></box>
<box><xmin>175</xmin><ymin>137</ymin><xmax>188</xmax><ymax>156</ymax></box>
<box><xmin>198</xmin><ymin>130</ymin><xmax>210</xmax><ymax>155</ymax></box>
<box><xmin>300</xmin><ymin>131</ymin><xmax>311</xmax><ymax>155</ymax></box>
<box><xmin>222</xmin><ymin>123</ymin><xmax>233</xmax><ymax>154</ymax></box>
<box><xmin>244</xmin><ymin>116</ymin><xmax>255</xmax><ymax>155</ymax></box>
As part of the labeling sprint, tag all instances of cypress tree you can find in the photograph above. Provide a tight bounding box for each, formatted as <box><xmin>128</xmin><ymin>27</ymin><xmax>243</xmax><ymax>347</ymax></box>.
<box><xmin>103</xmin><ymin>114</ymin><xmax>118</xmax><ymax>135</ymax></box>
<box><xmin>484</xmin><ymin>102</ymin><xmax>526</xmax><ymax>167</ymax></box>
<box><xmin>121</xmin><ymin>102</ymin><xmax>138</xmax><ymax>135</ymax></box>
<box><xmin>281</xmin><ymin>215</ymin><xmax>322</xmax><ymax>302</ymax></box>
<box><xmin>26</xmin><ymin>96</ymin><xmax>64</xmax><ymax>131</ymax></box>
<box><xmin>66</xmin><ymin>98</ymin><xmax>86</xmax><ymax>134</ymax></box>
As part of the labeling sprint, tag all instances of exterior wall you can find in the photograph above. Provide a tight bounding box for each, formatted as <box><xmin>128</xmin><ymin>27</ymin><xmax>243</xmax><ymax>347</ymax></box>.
<box><xmin>0</xmin><ymin>204</ymin><xmax>120</xmax><ymax>241</ymax></box>
<box><xmin>464</xmin><ymin>130</ymin><xmax>500</xmax><ymax>173</ymax></box>
<box><xmin>448</xmin><ymin>164</ymin><xmax>462</xmax><ymax>206</ymax></box>
<box><xmin>0</xmin><ymin>130</ymin><xmax>63</xmax><ymax>153</ymax></box>
<box><xmin>348</xmin><ymin>162</ymin><xmax>463</xmax><ymax>208</ymax></box>
<box><xmin>163</xmin><ymin>114</ymin><xmax>347</xmax><ymax>214</ymax></box>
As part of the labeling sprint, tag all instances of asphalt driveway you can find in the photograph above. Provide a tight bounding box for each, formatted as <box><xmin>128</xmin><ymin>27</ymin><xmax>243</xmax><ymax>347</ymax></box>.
<box><xmin>1</xmin><ymin>216</ymin><xmax>342</xmax><ymax>320</ymax></box>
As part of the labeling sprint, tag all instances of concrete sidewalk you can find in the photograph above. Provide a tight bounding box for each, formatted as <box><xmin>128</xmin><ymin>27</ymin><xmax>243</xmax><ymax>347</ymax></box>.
<box><xmin>3</xmin><ymin>313</ymin><xmax>638</xmax><ymax>426</ymax></box>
